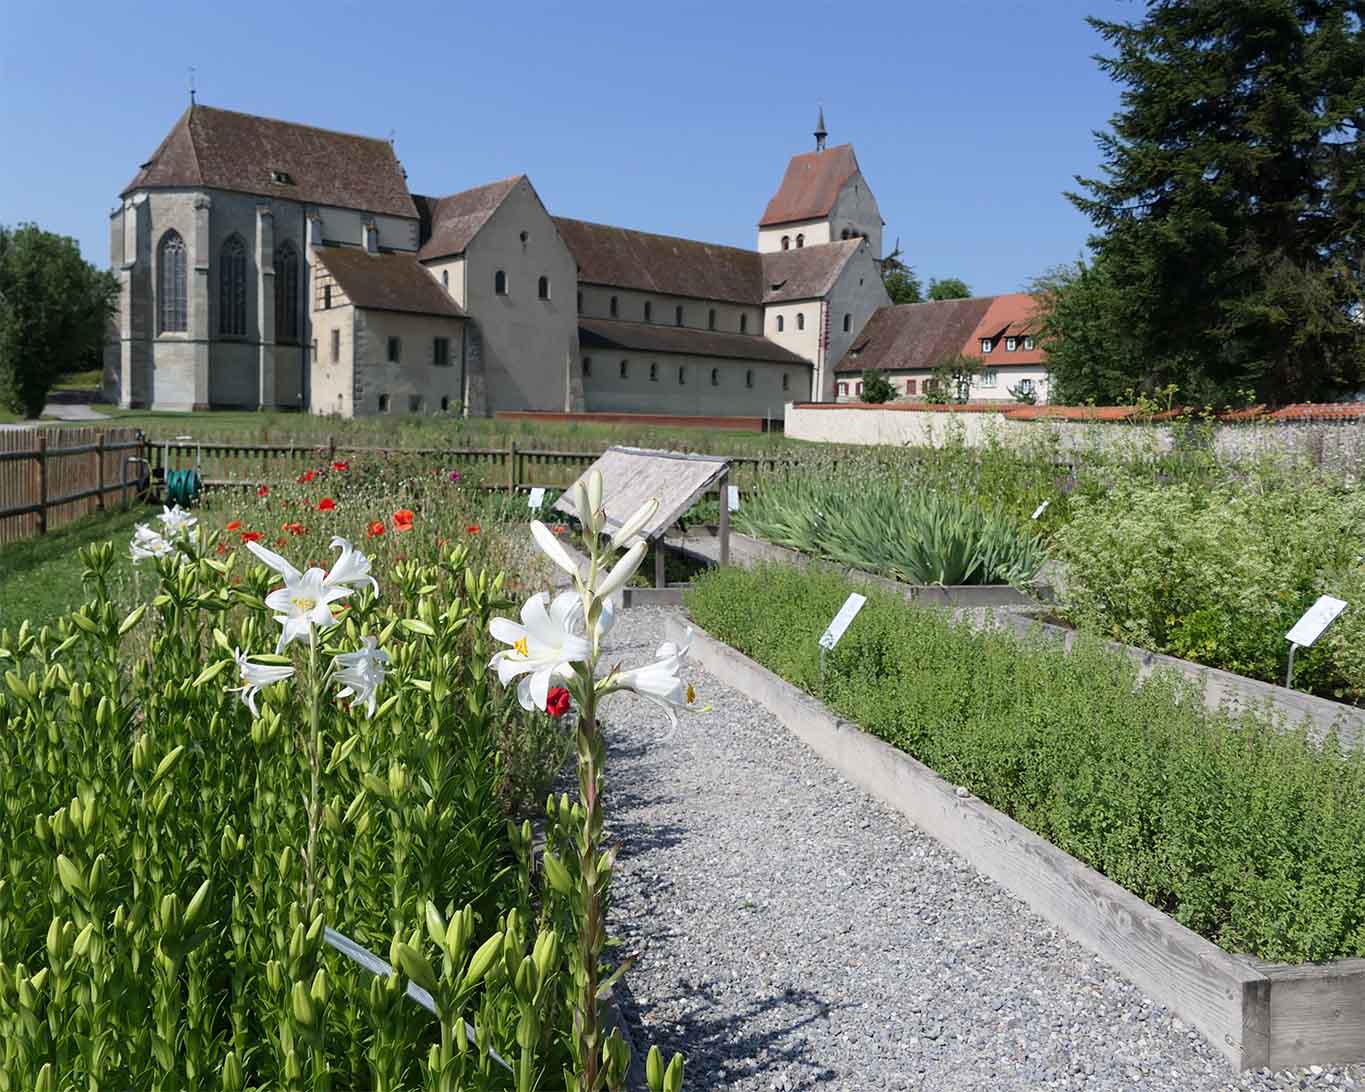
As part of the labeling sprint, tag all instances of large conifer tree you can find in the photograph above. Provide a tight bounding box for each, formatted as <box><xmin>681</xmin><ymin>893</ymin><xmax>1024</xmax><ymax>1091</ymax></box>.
<box><xmin>1065</xmin><ymin>1</ymin><xmax>1365</xmax><ymax>404</ymax></box>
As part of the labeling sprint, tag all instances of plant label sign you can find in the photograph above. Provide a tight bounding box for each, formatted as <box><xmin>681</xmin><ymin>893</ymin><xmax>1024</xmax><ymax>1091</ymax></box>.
<box><xmin>527</xmin><ymin>487</ymin><xmax>546</xmax><ymax>510</ymax></box>
<box><xmin>727</xmin><ymin>486</ymin><xmax>740</xmax><ymax>512</ymax></box>
<box><xmin>1031</xmin><ymin>500</ymin><xmax>1050</xmax><ymax>520</ymax></box>
<box><xmin>1285</xmin><ymin>595</ymin><xmax>1347</xmax><ymax>648</ymax></box>
<box><xmin>819</xmin><ymin>593</ymin><xmax>867</xmax><ymax>650</ymax></box>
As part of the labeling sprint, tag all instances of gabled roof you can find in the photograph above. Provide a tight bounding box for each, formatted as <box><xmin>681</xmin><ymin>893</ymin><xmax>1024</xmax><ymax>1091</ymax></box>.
<box><xmin>123</xmin><ymin>105</ymin><xmax>417</xmax><ymax>219</ymax></box>
<box><xmin>554</xmin><ymin>218</ymin><xmax>763</xmax><ymax>305</ymax></box>
<box><xmin>834</xmin><ymin>297</ymin><xmax>993</xmax><ymax>374</ymax></box>
<box><xmin>971</xmin><ymin>293</ymin><xmax>1045</xmax><ymax>362</ymax></box>
<box><xmin>759</xmin><ymin>144</ymin><xmax>860</xmax><ymax>227</ymax></box>
<box><xmin>762</xmin><ymin>239</ymin><xmax>863</xmax><ymax>303</ymax></box>
<box><xmin>313</xmin><ymin>245</ymin><xmax>463</xmax><ymax>318</ymax></box>
<box><xmin>414</xmin><ymin>176</ymin><xmax>523</xmax><ymax>261</ymax></box>
<box><xmin>578</xmin><ymin>318</ymin><xmax>809</xmax><ymax>366</ymax></box>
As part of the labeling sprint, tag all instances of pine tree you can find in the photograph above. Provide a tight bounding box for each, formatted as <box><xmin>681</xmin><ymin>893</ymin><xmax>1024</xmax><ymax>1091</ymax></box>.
<box><xmin>1068</xmin><ymin>0</ymin><xmax>1365</xmax><ymax>404</ymax></box>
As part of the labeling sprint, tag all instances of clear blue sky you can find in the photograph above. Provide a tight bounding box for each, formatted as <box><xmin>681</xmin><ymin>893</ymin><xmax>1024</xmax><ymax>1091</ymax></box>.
<box><xmin>0</xmin><ymin>0</ymin><xmax>1138</xmax><ymax>296</ymax></box>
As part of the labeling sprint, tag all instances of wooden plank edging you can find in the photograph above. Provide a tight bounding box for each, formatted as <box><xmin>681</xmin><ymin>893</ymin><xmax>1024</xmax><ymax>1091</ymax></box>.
<box><xmin>666</xmin><ymin>616</ymin><xmax>1365</xmax><ymax>1070</ymax></box>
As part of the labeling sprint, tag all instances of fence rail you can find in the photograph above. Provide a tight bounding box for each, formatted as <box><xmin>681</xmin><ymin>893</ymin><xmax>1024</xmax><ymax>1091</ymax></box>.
<box><xmin>0</xmin><ymin>427</ymin><xmax>146</xmax><ymax>545</ymax></box>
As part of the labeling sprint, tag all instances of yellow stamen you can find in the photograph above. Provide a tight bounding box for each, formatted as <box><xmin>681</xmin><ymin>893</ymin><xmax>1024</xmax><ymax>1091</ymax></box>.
<box><xmin>514</xmin><ymin>637</ymin><xmax>529</xmax><ymax>657</ymax></box>
<box><xmin>686</xmin><ymin>683</ymin><xmax>696</xmax><ymax>705</ymax></box>
<box><xmin>291</xmin><ymin>596</ymin><xmax>316</xmax><ymax>611</ymax></box>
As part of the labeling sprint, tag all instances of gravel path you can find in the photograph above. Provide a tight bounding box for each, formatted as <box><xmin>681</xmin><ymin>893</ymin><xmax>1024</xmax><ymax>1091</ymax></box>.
<box><xmin>602</xmin><ymin>606</ymin><xmax>1364</xmax><ymax>1092</ymax></box>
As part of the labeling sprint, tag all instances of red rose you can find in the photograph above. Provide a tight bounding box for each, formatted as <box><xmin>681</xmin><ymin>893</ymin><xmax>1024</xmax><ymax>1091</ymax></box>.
<box><xmin>318</xmin><ymin>497</ymin><xmax>336</xmax><ymax>512</ymax></box>
<box><xmin>226</xmin><ymin>519</ymin><xmax>241</xmax><ymax>532</ymax></box>
<box><xmin>545</xmin><ymin>687</ymin><xmax>571</xmax><ymax>718</ymax></box>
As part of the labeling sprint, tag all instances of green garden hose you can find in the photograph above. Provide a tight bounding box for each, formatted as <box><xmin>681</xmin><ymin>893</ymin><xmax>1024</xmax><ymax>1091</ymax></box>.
<box><xmin>164</xmin><ymin>468</ymin><xmax>202</xmax><ymax>508</ymax></box>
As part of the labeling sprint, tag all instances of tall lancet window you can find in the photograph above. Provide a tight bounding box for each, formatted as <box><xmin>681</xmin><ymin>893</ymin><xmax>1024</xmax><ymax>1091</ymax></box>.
<box><xmin>275</xmin><ymin>240</ymin><xmax>300</xmax><ymax>343</ymax></box>
<box><xmin>219</xmin><ymin>234</ymin><xmax>247</xmax><ymax>336</ymax></box>
<box><xmin>157</xmin><ymin>230</ymin><xmax>187</xmax><ymax>333</ymax></box>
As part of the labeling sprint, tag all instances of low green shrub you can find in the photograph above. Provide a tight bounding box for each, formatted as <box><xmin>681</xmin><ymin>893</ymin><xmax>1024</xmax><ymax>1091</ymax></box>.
<box><xmin>735</xmin><ymin>475</ymin><xmax>1047</xmax><ymax>585</ymax></box>
<box><xmin>1051</xmin><ymin>480</ymin><xmax>1365</xmax><ymax>701</ymax></box>
<box><xmin>686</xmin><ymin>564</ymin><xmax>1365</xmax><ymax>963</ymax></box>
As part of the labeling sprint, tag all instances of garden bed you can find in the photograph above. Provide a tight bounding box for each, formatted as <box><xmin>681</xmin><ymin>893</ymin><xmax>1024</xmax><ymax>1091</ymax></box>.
<box><xmin>668</xmin><ymin>615</ymin><xmax>1365</xmax><ymax>1070</ymax></box>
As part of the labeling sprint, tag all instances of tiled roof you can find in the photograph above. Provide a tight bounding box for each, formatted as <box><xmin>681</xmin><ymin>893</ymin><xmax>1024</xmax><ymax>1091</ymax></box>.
<box><xmin>762</xmin><ymin>239</ymin><xmax>862</xmax><ymax>303</ymax></box>
<box><xmin>123</xmin><ymin>105</ymin><xmax>417</xmax><ymax>219</ymax></box>
<box><xmin>554</xmin><ymin>218</ymin><xmax>763</xmax><ymax>305</ymax></box>
<box><xmin>971</xmin><ymin>293</ymin><xmax>1045</xmax><ymax>362</ymax></box>
<box><xmin>834</xmin><ymin>297</ymin><xmax>993</xmax><ymax>374</ymax></box>
<box><xmin>414</xmin><ymin>176</ymin><xmax>523</xmax><ymax>260</ymax></box>
<box><xmin>313</xmin><ymin>245</ymin><xmax>463</xmax><ymax>318</ymax></box>
<box><xmin>759</xmin><ymin>145</ymin><xmax>859</xmax><ymax>227</ymax></box>
<box><xmin>578</xmin><ymin>318</ymin><xmax>809</xmax><ymax>366</ymax></box>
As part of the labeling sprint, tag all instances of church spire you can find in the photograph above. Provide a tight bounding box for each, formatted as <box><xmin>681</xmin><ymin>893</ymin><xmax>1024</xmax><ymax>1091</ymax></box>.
<box><xmin>814</xmin><ymin>105</ymin><xmax>827</xmax><ymax>152</ymax></box>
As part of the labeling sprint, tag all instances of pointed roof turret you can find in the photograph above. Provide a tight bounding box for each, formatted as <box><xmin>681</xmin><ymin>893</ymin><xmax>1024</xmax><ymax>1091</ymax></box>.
<box><xmin>814</xmin><ymin>105</ymin><xmax>828</xmax><ymax>152</ymax></box>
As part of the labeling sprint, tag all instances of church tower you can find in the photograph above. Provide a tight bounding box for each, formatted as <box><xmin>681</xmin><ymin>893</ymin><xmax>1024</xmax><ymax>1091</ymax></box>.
<box><xmin>756</xmin><ymin>110</ymin><xmax>883</xmax><ymax>256</ymax></box>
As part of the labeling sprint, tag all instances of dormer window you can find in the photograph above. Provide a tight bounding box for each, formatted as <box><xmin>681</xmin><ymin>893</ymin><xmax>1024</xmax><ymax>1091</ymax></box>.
<box><xmin>981</xmin><ymin>338</ymin><xmax>993</xmax><ymax>354</ymax></box>
<box><xmin>1023</xmin><ymin>336</ymin><xmax>1035</xmax><ymax>351</ymax></box>
<box><xmin>270</xmin><ymin>169</ymin><xmax>294</xmax><ymax>185</ymax></box>
<box><xmin>1006</xmin><ymin>337</ymin><xmax>1017</xmax><ymax>352</ymax></box>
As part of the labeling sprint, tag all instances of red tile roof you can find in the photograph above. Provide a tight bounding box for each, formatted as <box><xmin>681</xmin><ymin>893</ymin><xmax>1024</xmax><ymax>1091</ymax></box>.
<box><xmin>578</xmin><ymin>318</ymin><xmax>809</xmax><ymax>366</ymax></box>
<box><xmin>970</xmin><ymin>293</ymin><xmax>1045</xmax><ymax>362</ymax></box>
<box><xmin>834</xmin><ymin>297</ymin><xmax>992</xmax><ymax>374</ymax></box>
<box><xmin>759</xmin><ymin>145</ymin><xmax>859</xmax><ymax>227</ymax></box>
<box><xmin>313</xmin><ymin>245</ymin><xmax>463</xmax><ymax>318</ymax></box>
<box><xmin>762</xmin><ymin>239</ymin><xmax>863</xmax><ymax>303</ymax></box>
<box><xmin>414</xmin><ymin>176</ymin><xmax>523</xmax><ymax>260</ymax></box>
<box><xmin>123</xmin><ymin>105</ymin><xmax>417</xmax><ymax>219</ymax></box>
<box><xmin>555</xmin><ymin>218</ymin><xmax>763</xmax><ymax>305</ymax></box>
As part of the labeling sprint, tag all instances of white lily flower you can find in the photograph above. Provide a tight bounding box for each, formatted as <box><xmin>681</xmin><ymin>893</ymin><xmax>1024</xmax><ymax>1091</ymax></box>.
<box><xmin>324</xmin><ymin>536</ymin><xmax>379</xmax><ymax>596</ymax></box>
<box><xmin>531</xmin><ymin>520</ymin><xmax>583</xmax><ymax>579</ymax></box>
<box><xmin>227</xmin><ymin>648</ymin><xmax>295</xmax><ymax>717</ymax></box>
<box><xmin>604</xmin><ymin>628</ymin><xmax>696</xmax><ymax>732</ymax></box>
<box><xmin>586</xmin><ymin>470</ymin><xmax>603</xmax><ymax>530</ymax></box>
<box><xmin>489</xmin><ymin>590</ymin><xmax>591</xmax><ymax>713</ymax></box>
<box><xmin>594</xmin><ymin>539</ymin><xmax>649</xmax><ymax>601</ymax></box>
<box><xmin>129</xmin><ymin>523</ymin><xmax>173</xmax><ymax>562</ymax></box>
<box><xmin>158</xmin><ymin>505</ymin><xmax>197</xmax><ymax>538</ymax></box>
<box><xmin>609</xmin><ymin>496</ymin><xmax>660</xmax><ymax>551</ymax></box>
<box><xmin>245</xmin><ymin>539</ymin><xmax>303</xmax><ymax>583</ymax></box>
<box><xmin>572</xmin><ymin>477</ymin><xmax>594</xmax><ymax>533</ymax></box>
<box><xmin>333</xmin><ymin>636</ymin><xmax>389</xmax><ymax>718</ymax></box>
<box><xmin>265</xmin><ymin>569</ymin><xmax>350</xmax><ymax>652</ymax></box>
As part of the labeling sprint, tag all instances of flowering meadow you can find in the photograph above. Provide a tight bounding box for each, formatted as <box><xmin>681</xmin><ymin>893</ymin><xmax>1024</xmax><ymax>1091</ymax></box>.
<box><xmin>0</xmin><ymin>466</ymin><xmax>688</xmax><ymax>1091</ymax></box>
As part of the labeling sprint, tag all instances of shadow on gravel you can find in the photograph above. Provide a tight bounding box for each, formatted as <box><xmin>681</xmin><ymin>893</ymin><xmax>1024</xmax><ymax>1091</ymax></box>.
<box><xmin>625</xmin><ymin>983</ymin><xmax>845</xmax><ymax>1090</ymax></box>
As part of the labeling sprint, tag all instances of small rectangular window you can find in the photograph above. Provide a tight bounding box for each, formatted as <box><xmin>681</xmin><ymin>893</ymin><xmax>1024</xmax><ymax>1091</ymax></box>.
<box><xmin>782</xmin><ymin>373</ymin><xmax>790</xmax><ymax>391</ymax></box>
<box><xmin>838</xmin><ymin>382</ymin><xmax>847</xmax><ymax>396</ymax></box>
<box><xmin>619</xmin><ymin>359</ymin><xmax>629</xmax><ymax>378</ymax></box>
<box><xmin>330</xmin><ymin>329</ymin><xmax>340</xmax><ymax>363</ymax></box>
<box><xmin>323</xmin><ymin>284</ymin><xmax>332</xmax><ymax>309</ymax></box>
<box><xmin>409</xmin><ymin>394</ymin><xmax>423</xmax><ymax>413</ymax></box>
<box><xmin>678</xmin><ymin>365</ymin><xmax>686</xmax><ymax>385</ymax></box>
<box><xmin>980</xmin><ymin>338</ymin><xmax>992</xmax><ymax>354</ymax></box>
<box><xmin>582</xmin><ymin>357</ymin><xmax>592</xmax><ymax>377</ymax></box>
<box><xmin>980</xmin><ymin>370</ymin><xmax>998</xmax><ymax>388</ymax></box>
<box><xmin>387</xmin><ymin>336</ymin><xmax>401</xmax><ymax>363</ymax></box>
<box><xmin>745</xmin><ymin>370</ymin><xmax>754</xmax><ymax>389</ymax></box>
<box><xmin>649</xmin><ymin>362</ymin><xmax>658</xmax><ymax>381</ymax></box>
<box><xmin>907</xmin><ymin>379</ymin><xmax>917</xmax><ymax>395</ymax></box>
<box><xmin>434</xmin><ymin>337</ymin><xmax>450</xmax><ymax>366</ymax></box>
<box><xmin>855</xmin><ymin>382</ymin><xmax>863</xmax><ymax>395</ymax></box>
<box><xmin>1006</xmin><ymin>337</ymin><xmax>1017</xmax><ymax>352</ymax></box>
<box><xmin>1023</xmin><ymin>336</ymin><xmax>1034</xmax><ymax>351</ymax></box>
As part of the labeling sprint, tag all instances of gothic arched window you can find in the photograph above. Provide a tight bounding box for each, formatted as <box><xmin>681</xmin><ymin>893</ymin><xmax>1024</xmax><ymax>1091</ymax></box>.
<box><xmin>796</xmin><ymin>312</ymin><xmax>805</xmax><ymax>331</ymax></box>
<box><xmin>219</xmin><ymin>234</ymin><xmax>247</xmax><ymax>336</ymax></box>
<box><xmin>158</xmin><ymin>230</ymin><xmax>187</xmax><ymax>333</ymax></box>
<box><xmin>795</xmin><ymin>234</ymin><xmax>805</xmax><ymax>248</ymax></box>
<box><xmin>274</xmin><ymin>240</ymin><xmax>300</xmax><ymax>343</ymax></box>
<box><xmin>494</xmin><ymin>270</ymin><xmax>508</xmax><ymax>295</ymax></box>
<box><xmin>781</xmin><ymin>236</ymin><xmax>790</xmax><ymax>251</ymax></box>
<box><xmin>776</xmin><ymin>315</ymin><xmax>784</xmax><ymax>333</ymax></box>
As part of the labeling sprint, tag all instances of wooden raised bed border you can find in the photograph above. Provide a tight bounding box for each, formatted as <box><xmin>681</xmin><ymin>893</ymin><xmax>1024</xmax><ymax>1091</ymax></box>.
<box><xmin>667</xmin><ymin>617</ymin><xmax>1365</xmax><ymax>1071</ymax></box>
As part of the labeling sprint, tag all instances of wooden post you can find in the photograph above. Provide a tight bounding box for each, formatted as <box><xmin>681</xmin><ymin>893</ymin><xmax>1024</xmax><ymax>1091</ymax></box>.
<box><xmin>655</xmin><ymin>538</ymin><xmax>667</xmax><ymax>589</ymax></box>
<box><xmin>35</xmin><ymin>435</ymin><xmax>48</xmax><ymax>535</ymax></box>
<box><xmin>508</xmin><ymin>441</ymin><xmax>518</xmax><ymax>494</ymax></box>
<box><xmin>95</xmin><ymin>434</ymin><xmax>105</xmax><ymax>512</ymax></box>
<box><xmin>328</xmin><ymin>435</ymin><xmax>336</xmax><ymax>465</ymax></box>
<box><xmin>717</xmin><ymin>467</ymin><xmax>731</xmax><ymax>568</ymax></box>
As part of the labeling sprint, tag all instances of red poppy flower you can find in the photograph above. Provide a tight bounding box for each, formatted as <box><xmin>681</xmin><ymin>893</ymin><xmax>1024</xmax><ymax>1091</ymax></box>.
<box><xmin>256</xmin><ymin>485</ymin><xmax>269</xmax><ymax>498</ymax></box>
<box><xmin>393</xmin><ymin>509</ymin><xmax>415</xmax><ymax>533</ymax></box>
<box><xmin>215</xmin><ymin>541</ymin><xmax>228</xmax><ymax>555</ymax></box>
<box><xmin>298</xmin><ymin>469</ymin><xmax>317</xmax><ymax>484</ymax></box>
<box><xmin>318</xmin><ymin>497</ymin><xmax>336</xmax><ymax>512</ymax></box>
<box><xmin>240</xmin><ymin>530</ymin><xmax>263</xmax><ymax>543</ymax></box>
<box><xmin>226</xmin><ymin>519</ymin><xmax>241</xmax><ymax>532</ymax></box>
<box><xmin>283</xmin><ymin>521</ymin><xmax>306</xmax><ymax>536</ymax></box>
<box><xmin>366</xmin><ymin>520</ymin><xmax>385</xmax><ymax>538</ymax></box>
<box><xmin>466</xmin><ymin>524</ymin><xmax>480</xmax><ymax>535</ymax></box>
<box><xmin>551</xmin><ymin>524</ymin><xmax>567</xmax><ymax>536</ymax></box>
<box><xmin>545</xmin><ymin>687</ymin><xmax>571</xmax><ymax>718</ymax></box>
<box><xmin>331</xmin><ymin>460</ymin><xmax>349</xmax><ymax>472</ymax></box>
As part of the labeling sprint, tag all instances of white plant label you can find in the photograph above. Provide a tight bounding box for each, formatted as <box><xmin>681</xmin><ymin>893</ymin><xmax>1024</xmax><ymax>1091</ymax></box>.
<box><xmin>819</xmin><ymin>593</ymin><xmax>867</xmax><ymax>650</ymax></box>
<box><xmin>1285</xmin><ymin>595</ymin><xmax>1347</xmax><ymax>648</ymax></box>
<box><xmin>1031</xmin><ymin>500</ymin><xmax>1050</xmax><ymax>520</ymax></box>
<box><xmin>527</xmin><ymin>487</ymin><xmax>546</xmax><ymax>510</ymax></box>
<box><xmin>727</xmin><ymin>486</ymin><xmax>740</xmax><ymax>512</ymax></box>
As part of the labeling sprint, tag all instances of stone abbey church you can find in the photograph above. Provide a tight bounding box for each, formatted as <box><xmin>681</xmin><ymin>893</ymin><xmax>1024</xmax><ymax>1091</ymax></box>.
<box><xmin>106</xmin><ymin>104</ymin><xmax>891</xmax><ymax>418</ymax></box>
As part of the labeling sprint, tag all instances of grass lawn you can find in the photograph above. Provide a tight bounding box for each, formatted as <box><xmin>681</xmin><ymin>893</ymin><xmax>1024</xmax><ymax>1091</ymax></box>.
<box><xmin>0</xmin><ymin>506</ymin><xmax>146</xmax><ymax>633</ymax></box>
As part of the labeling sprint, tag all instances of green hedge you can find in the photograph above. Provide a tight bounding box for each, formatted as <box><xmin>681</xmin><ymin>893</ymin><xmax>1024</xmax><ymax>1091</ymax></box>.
<box><xmin>685</xmin><ymin>563</ymin><xmax>1365</xmax><ymax>963</ymax></box>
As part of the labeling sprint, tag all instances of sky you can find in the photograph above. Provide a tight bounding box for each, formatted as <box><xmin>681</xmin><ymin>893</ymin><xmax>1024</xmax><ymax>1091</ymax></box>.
<box><xmin>0</xmin><ymin>0</ymin><xmax>1140</xmax><ymax>296</ymax></box>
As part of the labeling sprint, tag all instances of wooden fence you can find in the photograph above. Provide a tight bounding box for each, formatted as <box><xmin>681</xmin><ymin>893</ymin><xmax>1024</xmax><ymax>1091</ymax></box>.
<box><xmin>0</xmin><ymin>427</ymin><xmax>146</xmax><ymax>545</ymax></box>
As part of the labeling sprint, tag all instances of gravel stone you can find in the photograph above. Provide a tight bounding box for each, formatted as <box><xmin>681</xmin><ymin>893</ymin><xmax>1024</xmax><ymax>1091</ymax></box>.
<box><xmin>601</xmin><ymin>606</ymin><xmax>1365</xmax><ymax>1092</ymax></box>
